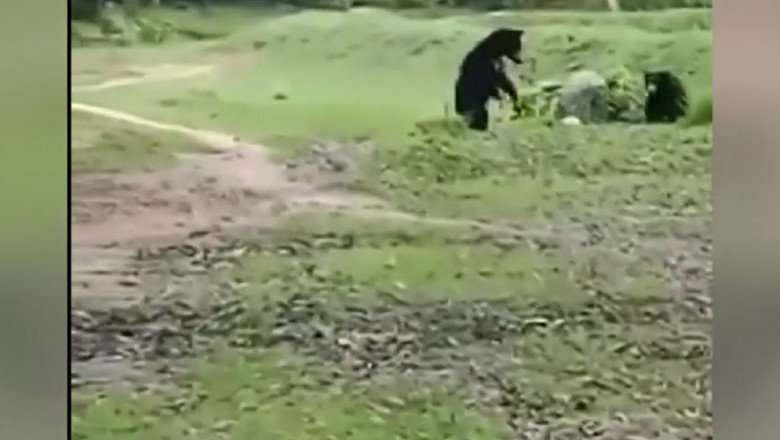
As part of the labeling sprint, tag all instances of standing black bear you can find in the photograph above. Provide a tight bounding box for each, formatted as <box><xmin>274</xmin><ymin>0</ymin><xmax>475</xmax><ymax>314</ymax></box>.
<box><xmin>643</xmin><ymin>70</ymin><xmax>689</xmax><ymax>123</ymax></box>
<box><xmin>454</xmin><ymin>28</ymin><xmax>526</xmax><ymax>131</ymax></box>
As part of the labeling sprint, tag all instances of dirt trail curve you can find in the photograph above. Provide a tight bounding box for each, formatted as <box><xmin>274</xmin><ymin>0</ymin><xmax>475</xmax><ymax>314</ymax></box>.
<box><xmin>70</xmin><ymin>102</ymin><xmax>400</xmax><ymax>237</ymax></box>
<box><xmin>72</xmin><ymin>89</ymin><xmax>392</xmax><ymax>302</ymax></box>
<box><xmin>73</xmin><ymin>64</ymin><xmax>217</xmax><ymax>92</ymax></box>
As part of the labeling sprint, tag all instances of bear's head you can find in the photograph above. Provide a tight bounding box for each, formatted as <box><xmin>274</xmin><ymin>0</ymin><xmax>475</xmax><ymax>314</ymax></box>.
<box><xmin>643</xmin><ymin>70</ymin><xmax>677</xmax><ymax>96</ymax></box>
<box><xmin>485</xmin><ymin>28</ymin><xmax>525</xmax><ymax>64</ymax></box>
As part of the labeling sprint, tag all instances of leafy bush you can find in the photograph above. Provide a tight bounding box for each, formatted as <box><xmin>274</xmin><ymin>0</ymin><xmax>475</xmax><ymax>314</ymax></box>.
<box><xmin>603</xmin><ymin>65</ymin><xmax>644</xmax><ymax>120</ymax></box>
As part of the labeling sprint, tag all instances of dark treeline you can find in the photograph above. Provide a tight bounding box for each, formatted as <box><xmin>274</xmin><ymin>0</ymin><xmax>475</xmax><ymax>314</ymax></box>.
<box><xmin>71</xmin><ymin>0</ymin><xmax>711</xmax><ymax>22</ymax></box>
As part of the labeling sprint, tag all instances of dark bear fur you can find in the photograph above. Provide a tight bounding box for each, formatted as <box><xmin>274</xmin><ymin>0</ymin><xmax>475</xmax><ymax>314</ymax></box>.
<box><xmin>454</xmin><ymin>28</ymin><xmax>525</xmax><ymax>131</ymax></box>
<box><xmin>643</xmin><ymin>70</ymin><xmax>689</xmax><ymax>123</ymax></box>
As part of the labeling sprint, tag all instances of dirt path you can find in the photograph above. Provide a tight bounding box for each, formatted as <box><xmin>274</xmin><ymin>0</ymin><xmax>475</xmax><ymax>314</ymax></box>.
<box><xmin>73</xmin><ymin>64</ymin><xmax>216</xmax><ymax>92</ymax></box>
<box><xmin>72</xmin><ymin>66</ymin><xmax>391</xmax><ymax>301</ymax></box>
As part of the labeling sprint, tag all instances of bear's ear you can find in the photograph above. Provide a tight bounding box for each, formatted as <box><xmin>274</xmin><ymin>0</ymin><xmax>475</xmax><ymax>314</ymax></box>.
<box><xmin>497</xmin><ymin>28</ymin><xmax>523</xmax><ymax>37</ymax></box>
<box><xmin>644</xmin><ymin>69</ymin><xmax>666</xmax><ymax>77</ymax></box>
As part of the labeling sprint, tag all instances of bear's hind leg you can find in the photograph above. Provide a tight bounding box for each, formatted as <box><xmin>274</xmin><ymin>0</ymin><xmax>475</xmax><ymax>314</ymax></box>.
<box><xmin>466</xmin><ymin>106</ymin><xmax>490</xmax><ymax>131</ymax></box>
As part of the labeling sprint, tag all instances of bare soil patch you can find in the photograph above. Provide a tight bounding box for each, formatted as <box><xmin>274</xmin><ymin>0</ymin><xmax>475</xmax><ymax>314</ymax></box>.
<box><xmin>71</xmin><ymin>145</ymin><xmax>383</xmax><ymax>247</ymax></box>
<box><xmin>72</xmin><ymin>46</ymin><xmax>259</xmax><ymax>93</ymax></box>
<box><xmin>72</xmin><ymin>63</ymin><xmax>216</xmax><ymax>92</ymax></box>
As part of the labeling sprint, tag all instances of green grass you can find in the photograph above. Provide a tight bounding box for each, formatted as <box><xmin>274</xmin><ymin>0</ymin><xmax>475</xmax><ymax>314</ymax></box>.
<box><xmin>72</xmin><ymin>6</ymin><xmax>711</xmax><ymax>145</ymax></box>
<box><xmin>72</xmin><ymin>350</ymin><xmax>504</xmax><ymax>440</ymax></box>
<box><xmin>209</xmin><ymin>205</ymin><xmax>709</xmax><ymax>428</ymax></box>
<box><xmin>684</xmin><ymin>91</ymin><xmax>713</xmax><ymax>126</ymax></box>
<box><xmin>233</xmin><ymin>242</ymin><xmax>578</xmax><ymax>301</ymax></box>
<box><xmin>369</xmin><ymin>123</ymin><xmax>711</xmax><ymax>219</ymax></box>
<box><xmin>71</xmin><ymin>5</ymin><xmax>712</xmax><ymax>439</ymax></box>
<box><xmin>74</xmin><ymin>207</ymin><xmax>708</xmax><ymax>435</ymax></box>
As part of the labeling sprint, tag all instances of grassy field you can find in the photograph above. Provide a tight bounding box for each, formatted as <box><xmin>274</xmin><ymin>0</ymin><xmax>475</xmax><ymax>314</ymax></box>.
<box><xmin>71</xmin><ymin>5</ymin><xmax>712</xmax><ymax>440</ymax></box>
<box><xmin>72</xmin><ymin>6</ymin><xmax>711</xmax><ymax>143</ymax></box>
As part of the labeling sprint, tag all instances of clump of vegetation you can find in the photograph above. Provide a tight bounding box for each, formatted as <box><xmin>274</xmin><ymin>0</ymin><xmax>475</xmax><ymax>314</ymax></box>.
<box><xmin>511</xmin><ymin>65</ymin><xmax>645</xmax><ymax>124</ymax></box>
<box><xmin>513</xmin><ymin>81</ymin><xmax>561</xmax><ymax>120</ymax></box>
<box><xmin>604</xmin><ymin>65</ymin><xmax>645</xmax><ymax>121</ymax></box>
<box><xmin>88</xmin><ymin>1</ymin><xmax>177</xmax><ymax>46</ymax></box>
